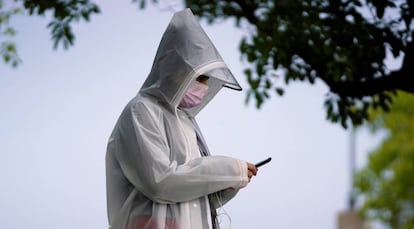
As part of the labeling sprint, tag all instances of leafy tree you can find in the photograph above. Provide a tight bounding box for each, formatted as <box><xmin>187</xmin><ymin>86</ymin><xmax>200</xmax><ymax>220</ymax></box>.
<box><xmin>0</xmin><ymin>0</ymin><xmax>100</xmax><ymax>67</ymax></box>
<box><xmin>3</xmin><ymin>0</ymin><xmax>414</xmax><ymax>128</ymax></box>
<box><xmin>137</xmin><ymin>0</ymin><xmax>414</xmax><ymax>128</ymax></box>
<box><xmin>354</xmin><ymin>91</ymin><xmax>414</xmax><ymax>229</ymax></box>
<box><xmin>0</xmin><ymin>0</ymin><xmax>21</xmax><ymax>67</ymax></box>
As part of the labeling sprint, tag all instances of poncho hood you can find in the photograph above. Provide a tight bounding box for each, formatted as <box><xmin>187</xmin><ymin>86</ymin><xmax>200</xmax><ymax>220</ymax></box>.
<box><xmin>139</xmin><ymin>8</ymin><xmax>242</xmax><ymax>116</ymax></box>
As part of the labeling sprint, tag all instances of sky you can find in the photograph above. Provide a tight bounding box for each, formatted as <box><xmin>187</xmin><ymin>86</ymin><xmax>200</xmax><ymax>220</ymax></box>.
<box><xmin>0</xmin><ymin>1</ymin><xmax>385</xmax><ymax>229</ymax></box>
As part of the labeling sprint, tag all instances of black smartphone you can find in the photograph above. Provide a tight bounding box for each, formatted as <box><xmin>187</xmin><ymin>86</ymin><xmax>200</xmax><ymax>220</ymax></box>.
<box><xmin>255</xmin><ymin>157</ymin><xmax>272</xmax><ymax>168</ymax></box>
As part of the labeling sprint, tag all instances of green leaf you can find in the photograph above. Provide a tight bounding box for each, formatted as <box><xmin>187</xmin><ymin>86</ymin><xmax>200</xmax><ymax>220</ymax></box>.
<box><xmin>140</xmin><ymin>0</ymin><xmax>146</xmax><ymax>9</ymax></box>
<box><xmin>275</xmin><ymin>88</ymin><xmax>284</xmax><ymax>96</ymax></box>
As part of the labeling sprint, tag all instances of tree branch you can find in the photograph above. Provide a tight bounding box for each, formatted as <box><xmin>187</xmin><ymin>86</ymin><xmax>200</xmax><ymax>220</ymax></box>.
<box><xmin>324</xmin><ymin>70</ymin><xmax>413</xmax><ymax>97</ymax></box>
<box><xmin>233</xmin><ymin>0</ymin><xmax>258</xmax><ymax>24</ymax></box>
<box><xmin>325</xmin><ymin>38</ymin><xmax>414</xmax><ymax>97</ymax></box>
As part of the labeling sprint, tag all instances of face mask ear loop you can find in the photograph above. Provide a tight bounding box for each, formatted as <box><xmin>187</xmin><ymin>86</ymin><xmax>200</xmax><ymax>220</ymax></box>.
<box><xmin>215</xmin><ymin>192</ymin><xmax>232</xmax><ymax>229</ymax></box>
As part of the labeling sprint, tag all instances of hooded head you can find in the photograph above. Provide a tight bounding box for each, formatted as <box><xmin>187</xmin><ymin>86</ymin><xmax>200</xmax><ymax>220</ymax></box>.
<box><xmin>139</xmin><ymin>8</ymin><xmax>242</xmax><ymax>116</ymax></box>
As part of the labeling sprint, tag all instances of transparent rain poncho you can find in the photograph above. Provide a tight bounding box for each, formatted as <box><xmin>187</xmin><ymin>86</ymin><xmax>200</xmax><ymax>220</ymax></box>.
<box><xmin>106</xmin><ymin>8</ymin><xmax>248</xmax><ymax>229</ymax></box>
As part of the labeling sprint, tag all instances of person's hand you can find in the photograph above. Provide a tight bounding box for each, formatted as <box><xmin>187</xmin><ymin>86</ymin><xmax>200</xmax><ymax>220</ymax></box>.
<box><xmin>247</xmin><ymin>162</ymin><xmax>257</xmax><ymax>182</ymax></box>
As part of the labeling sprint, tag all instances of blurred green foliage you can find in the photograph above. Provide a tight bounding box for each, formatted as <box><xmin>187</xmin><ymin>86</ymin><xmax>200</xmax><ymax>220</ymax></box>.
<box><xmin>354</xmin><ymin>91</ymin><xmax>414</xmax><ymax>229</ymax></box>
<box><xmin>0</xmin><ymin>0</ymin><xmax>21</xmax><ymax>67</ymax></box>
<box><xmin>0</xmin><ymin>0</ymin><xmax>100</xmax><ymax>68</ymax></box>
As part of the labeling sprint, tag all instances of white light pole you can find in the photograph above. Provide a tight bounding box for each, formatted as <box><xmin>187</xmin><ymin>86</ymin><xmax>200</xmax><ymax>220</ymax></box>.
<box><xmin>349</xmin><ymin>127</ymin><xmax>356</xmax><ymax>210</ymax></box>
<box><xmin>337</xmin><ymin>127</ymin><xmax>363</xmax><ymax>229</ymax></box>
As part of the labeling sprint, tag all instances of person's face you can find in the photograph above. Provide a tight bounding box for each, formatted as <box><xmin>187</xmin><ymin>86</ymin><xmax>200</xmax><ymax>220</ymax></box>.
<box><xmin>178</xmin><ymin>75</ymin><xmax>209</xmax><ymax>108</ymax></box>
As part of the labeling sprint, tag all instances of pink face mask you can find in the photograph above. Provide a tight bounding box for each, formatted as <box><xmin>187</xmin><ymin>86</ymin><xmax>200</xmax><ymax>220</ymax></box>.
<box><xmin>179</xmin><ymin>80</ymin><xmax>209</xmax><ymax>108</ymax></box>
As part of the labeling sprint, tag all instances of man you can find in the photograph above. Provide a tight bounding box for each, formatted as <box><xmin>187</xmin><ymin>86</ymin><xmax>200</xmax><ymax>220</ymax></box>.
<box><xmin>106</xmin><ymin>8</ymin><xmax>257</xmax><ymax>229</ymax></box>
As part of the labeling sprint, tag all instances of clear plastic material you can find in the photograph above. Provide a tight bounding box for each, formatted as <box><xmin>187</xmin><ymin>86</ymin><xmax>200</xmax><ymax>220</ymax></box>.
<box><xmin>106</xmin><ymin>9</ymin><xmax>248</xmax><ymax>229</ymax></box>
